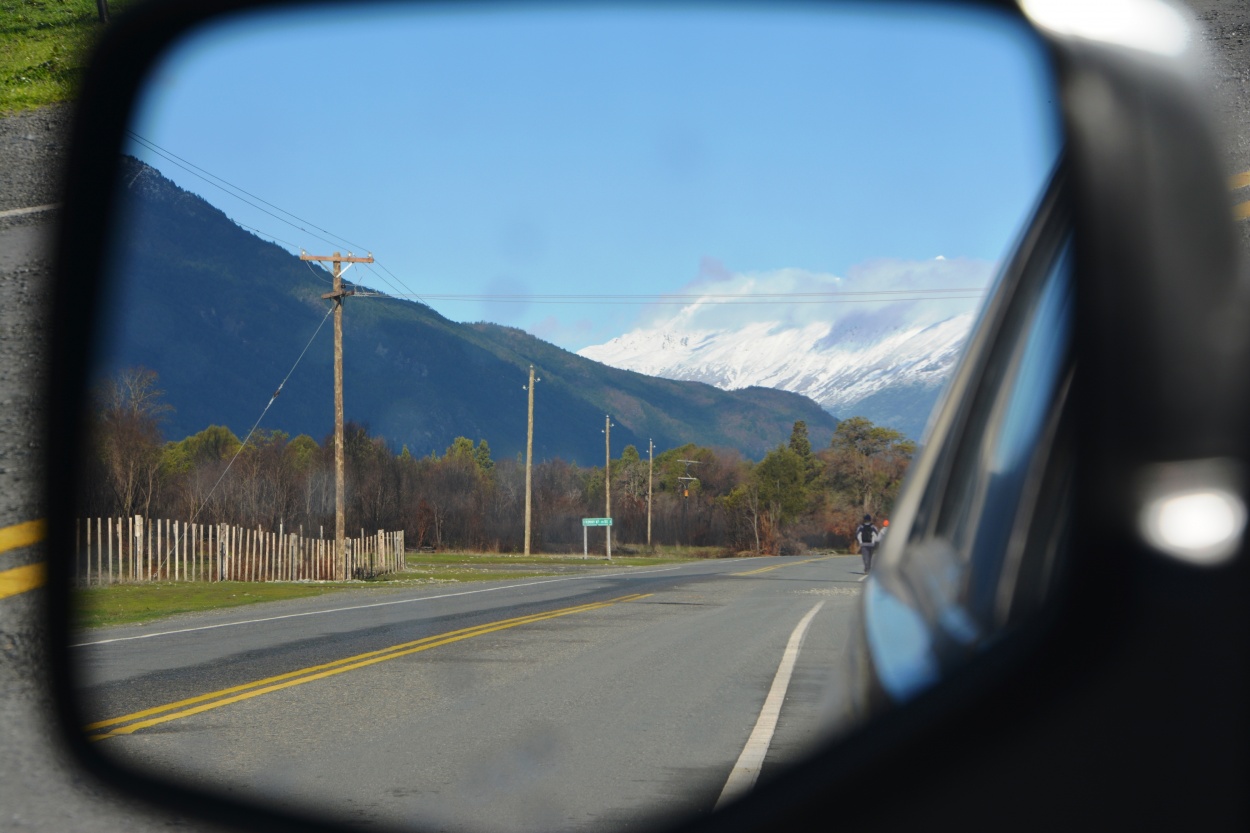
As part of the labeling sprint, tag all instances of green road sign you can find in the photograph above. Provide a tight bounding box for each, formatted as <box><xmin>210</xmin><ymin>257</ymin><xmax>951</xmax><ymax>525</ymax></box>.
<box><xmin>582</xmin><ymin>517</ymin><xmax>613</xmax><ymax>527</ymax></box>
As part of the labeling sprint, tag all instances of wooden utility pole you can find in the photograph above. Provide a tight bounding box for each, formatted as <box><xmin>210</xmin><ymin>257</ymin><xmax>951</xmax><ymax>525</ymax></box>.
<box><xmin>603</xmin><ymin>415</ymin><xmax>614</xmax><ymax>557</ymax></box>
<box><xmin>647</xmin><ymin>438</ymin><xmax>654</xmax><ymax>548</ymax></box>
<box><xmin>677</xmin><ymin>459</ymin><xmax>701</xmax><ymax>548</ymax></box>
<box><xmin>524</xmin><ymin>365</ymin><xmax>538</xmax><ymax>556</ymax></box>
<box><xmin>300</xmin><ymin>250</ymin><xmax>373</xmax><ymax>579</ymax></box>
<box><xmin>604</xmin><ymin>416</ymin><xmax>612</xmax><ymax>519</ymax></box>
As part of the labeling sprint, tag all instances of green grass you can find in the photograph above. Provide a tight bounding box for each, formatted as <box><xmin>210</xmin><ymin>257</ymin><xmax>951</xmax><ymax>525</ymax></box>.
<box><xmin>73</xmin><ymin>564</ymin><xmax>556</xmax><ymax>629</ymax></box>
<box><xmin>72</xmin><ymin>580</ymin><xmax>363</xmax><ymax>630</ymax></box>
<box><xmin>0</xmin><ymin>0</ymin><xmax>136</xmax><ymax>113</ymax></box>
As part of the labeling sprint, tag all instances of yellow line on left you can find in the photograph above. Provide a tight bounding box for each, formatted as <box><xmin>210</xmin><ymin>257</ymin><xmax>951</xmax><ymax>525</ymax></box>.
<box><xmin>0</xmin><ymin>563</ymin><xmax>46</xmax><ymax>601</ymax></box>
<box><xmin>0</xmin><ymin>519</ymin><xmax>46</xmax><ymax>554</ymax></box>
<box><xmin>0</xmin><ymin>520</ymin><xmax>48</xmax><ymax>600</ymax></box>
<box><xmin>1231</xmin><ymin>170</ymin><xmax>1249</xmax><ymax>221</ymax></box>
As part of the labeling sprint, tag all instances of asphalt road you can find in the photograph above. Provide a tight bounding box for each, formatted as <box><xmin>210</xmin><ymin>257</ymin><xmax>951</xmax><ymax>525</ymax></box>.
<box><xmin>71</xmin><ymin>557</ymin><xmax>860</xmax><ymax>832</ymax></box>
<box><xmin>3</xmin><ymin>2</ymin><xmax>1249</xmax><ymax>832</ymax></box>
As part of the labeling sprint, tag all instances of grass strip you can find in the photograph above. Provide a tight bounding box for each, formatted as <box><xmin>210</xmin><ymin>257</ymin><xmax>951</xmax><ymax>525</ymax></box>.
<box><xmin>73</xmin><ymin>568</ymin><xmax>559</xmax><ymax>629</ymax></box>
<box><xmin>72</xmin><ymin>581</ymin><xmax>362</xmax><ymax>630</ymax></box>
<box><xmin>0</xmin><ymin>1</ymin><xmax>139</xmax><ymax>113</ymax></box>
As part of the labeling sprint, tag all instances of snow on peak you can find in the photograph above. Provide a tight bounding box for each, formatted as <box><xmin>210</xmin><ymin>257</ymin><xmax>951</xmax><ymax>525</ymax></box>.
<box><xmin>579</xmin><ymin>314</ymin><xmax>973</xmax><ymax>414</ymax></box>
<box><xmin>575</xmin><ymin>260</ymin><xmax>992</xmax><ymax>417</ymax></box>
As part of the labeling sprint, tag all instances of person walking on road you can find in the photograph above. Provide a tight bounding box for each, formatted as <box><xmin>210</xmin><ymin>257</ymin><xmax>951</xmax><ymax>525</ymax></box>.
<box><xmin>857</xmin><ymin>514</ymin><xmax>879</xmax><ymax>573</ymax></box>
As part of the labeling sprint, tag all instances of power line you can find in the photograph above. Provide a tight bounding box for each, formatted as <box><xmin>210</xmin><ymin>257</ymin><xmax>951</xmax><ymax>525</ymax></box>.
<box><xmin>124</xmin><ymin>135</ymin><xmax>432</xmax><ymax>305</ymax></box>
<box><xmin>233</xmin><ymin>220</ymin><xmax>303</xmax><ymax>253</ymax></box>
<box><xmin>128</xmin><ymin>136</ymin><xmax>348</xmax><ymax>254</ymax></box>
<box><xmin>408</xmin><ymin>288</ymin><xmax>984</xmax><ymax>299</ymax></box>
<box><xmin>156</xmin><ymin>304</ymin><xmax>336</xmax><ymax>573</ymax></box>
<box><xmin>350</xmin><ymin>289</ymin><xmax>986</xmax><ymax>306</ymax></box>
<box><xmin>126</xmin><ymin>131</ymin><xmax>369</xmax><ymax>252</ymax></box>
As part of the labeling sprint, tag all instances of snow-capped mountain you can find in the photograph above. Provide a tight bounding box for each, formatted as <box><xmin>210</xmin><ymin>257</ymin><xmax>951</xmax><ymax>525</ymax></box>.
<box><xmin>575</xmin><ymin>261</ymin><xmax>992</xmax><ymax>440</ymax></box>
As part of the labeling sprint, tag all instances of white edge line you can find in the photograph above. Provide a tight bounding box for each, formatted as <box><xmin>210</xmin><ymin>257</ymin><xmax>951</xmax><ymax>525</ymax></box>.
<box><xmin>0</xmin><ymin>203</ymin><xmax>61</xmax><ymax>219</ymax></box>
<box><xmin>715</xmin><ymin>600</ymin><xmax>826</xmax><ymax>810</ymax></box>
<box><xmin>69</xmin><ymin>563</ymin><xmax>696</xmax><ymax>648</ymax></box>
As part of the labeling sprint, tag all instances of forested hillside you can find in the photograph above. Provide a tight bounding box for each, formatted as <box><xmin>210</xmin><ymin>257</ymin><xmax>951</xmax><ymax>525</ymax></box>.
<box><xmin>98</xmin><ymin>156</ymin><xmax>838</xmax><ymax>463</ymax></box>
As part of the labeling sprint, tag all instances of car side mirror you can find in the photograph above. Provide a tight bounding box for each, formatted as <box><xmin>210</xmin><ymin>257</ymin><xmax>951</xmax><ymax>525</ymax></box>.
<box><xmin>41</xmin><ymin>1</ymin><xmax>1248</xmax><ymax>832</ymax></box>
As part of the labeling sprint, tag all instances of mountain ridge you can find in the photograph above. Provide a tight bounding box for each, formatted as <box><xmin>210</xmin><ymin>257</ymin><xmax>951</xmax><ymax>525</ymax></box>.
<box><xmin>99</xmin><ymin>157</ymin><xmax>839</xmax><ymax>462</ymax></box>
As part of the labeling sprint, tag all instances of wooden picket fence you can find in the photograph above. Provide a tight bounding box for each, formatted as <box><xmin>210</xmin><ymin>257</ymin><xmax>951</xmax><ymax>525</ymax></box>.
<box><xmin>74</xmin><ymin>515</ymin><xmax>405</xmax><ymax>586</ymax></box>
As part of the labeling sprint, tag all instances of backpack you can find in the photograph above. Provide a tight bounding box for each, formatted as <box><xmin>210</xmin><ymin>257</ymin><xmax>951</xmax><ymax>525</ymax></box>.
<box><xmin>858</xmin><ymin>523</ymin><xmax>875</xmax><ymax>545</ymax></box>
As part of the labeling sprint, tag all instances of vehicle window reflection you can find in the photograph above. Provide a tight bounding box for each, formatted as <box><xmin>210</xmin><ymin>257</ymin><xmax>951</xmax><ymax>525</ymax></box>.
<box><xmin>957</xmin><ymin>242</ymin><xmax>1073</xmax><ymax>621</ymax></box>
<box><xmin>852</xmin><ymin>224</ymin><xmax>1072</xmax><ymax>719</ymax></box>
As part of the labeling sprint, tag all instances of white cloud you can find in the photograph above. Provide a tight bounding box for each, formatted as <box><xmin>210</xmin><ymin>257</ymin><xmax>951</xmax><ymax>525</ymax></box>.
<box><xmin>633</xmin><ymin>257</ymin><xmax>997</xmax><ymax>338</ymax></box>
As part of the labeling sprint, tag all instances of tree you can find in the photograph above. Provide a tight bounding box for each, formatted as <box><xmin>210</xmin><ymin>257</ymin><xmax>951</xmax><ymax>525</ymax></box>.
<box><xmin>821</xmin><ymin>416</ymin><xmax>915</xmax><ymax>543</ymax></box>
<box><xmin>788</xmin><ymin>419</ymin><xmax>821</xmax><ymax>486</ymax></box>
<box><xmin>160</xmin><ymin>424</ymin><xmax>241</xmax><ymax>520</ymax></box>
<box><xmin>722</xmin><ymin>482</ymin><xmax>763</xmax><ymax>553</ymax></box>
<box><xmin>788</xmin><ymin>420</ymin><xmax>812</xmax><ymax>460</ymax></box>
<box><xmin>828</xmin><ymin>416</ymin><xmax>916</xmax><ymax>460</ymax></box>
<box><xmin>92</xmin><ymin>367</ymin><xmax>171</xmax><ymax>518</ymax></box>
<box><xmin>752</xmin><ymin>446</ymin><xmax>808</xmax><ymax>553</ymax></box>
<box><xmin>474</xmin><ymin>439</ymin><xmax>494</xmax><ymax>475</ymax></box>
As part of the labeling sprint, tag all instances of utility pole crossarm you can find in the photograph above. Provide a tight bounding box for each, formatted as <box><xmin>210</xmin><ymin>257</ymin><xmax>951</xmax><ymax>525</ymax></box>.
<box><xmin>300</xmin><ymin>254</ymin><xmax>375</xmax><ymax>263</ymax></box>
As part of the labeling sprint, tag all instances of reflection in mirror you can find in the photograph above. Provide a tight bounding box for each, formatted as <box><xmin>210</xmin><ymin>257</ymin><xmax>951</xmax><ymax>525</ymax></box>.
<box><xmin>70</xmin><ymin>3</ymin><xmax>1060</xmax><ymax>831</ymax></box>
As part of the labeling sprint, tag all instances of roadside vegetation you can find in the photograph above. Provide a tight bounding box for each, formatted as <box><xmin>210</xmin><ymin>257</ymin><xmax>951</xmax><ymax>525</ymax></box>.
<box><xmin>0</xmin><ymin>1</ymin><xmax>134</xmax><ymax>113</ymax></box>
<box><xmin>85</xmin><ymin>367</ymin><xmax>915</xmax><ymax>557</ymax></box>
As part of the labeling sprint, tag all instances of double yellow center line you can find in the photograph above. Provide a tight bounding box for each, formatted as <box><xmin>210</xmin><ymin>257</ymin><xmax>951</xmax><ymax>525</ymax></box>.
<box><xmin>86</xmin><ymin>592</ymin><xmax>649</xmax><ymax>742</ymax></box>
<box><xmin>0</xmin><ymin>520</ymin><xmax>47</xmax><ymax>600</ymax></box>
<box><xmin>1233</xmin><ymin>170</ymin><xmax>1250</xmax><ymax>221</ymax></box>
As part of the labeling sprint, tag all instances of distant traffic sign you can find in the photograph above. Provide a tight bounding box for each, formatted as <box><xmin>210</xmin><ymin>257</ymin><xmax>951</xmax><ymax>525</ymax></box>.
<box><xmin>582</xmin><ymin>517</ymin><xmax>613</xmax><ymax>527</ymax></box>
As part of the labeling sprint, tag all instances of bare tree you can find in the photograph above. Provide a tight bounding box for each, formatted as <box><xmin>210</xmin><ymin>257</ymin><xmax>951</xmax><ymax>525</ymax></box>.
<box><xmin>93</xmin><ymin>367</ymin><xmax>171</xmax><ymax>518</ymax></box>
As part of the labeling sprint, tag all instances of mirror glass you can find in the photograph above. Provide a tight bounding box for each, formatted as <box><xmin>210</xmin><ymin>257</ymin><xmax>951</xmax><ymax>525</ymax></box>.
<box><xmin>71</xmin><ymin>2</ymin><xmax>1060</xmax><ymax>830</ymax></box>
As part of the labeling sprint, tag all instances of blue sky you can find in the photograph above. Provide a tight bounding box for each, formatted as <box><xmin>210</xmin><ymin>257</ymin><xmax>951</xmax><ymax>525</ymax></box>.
<box><xmin>127</xmin><ymin>1</ymin><xmax>1061</xmax><ymax>352</ymax></box>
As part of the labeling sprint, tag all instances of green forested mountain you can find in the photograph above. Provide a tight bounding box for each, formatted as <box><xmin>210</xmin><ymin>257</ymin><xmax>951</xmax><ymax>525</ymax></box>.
<box><xmin>99</xmin><ymin>157</ymin><xmax>837</xmax><ymax>462</ymax></box>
